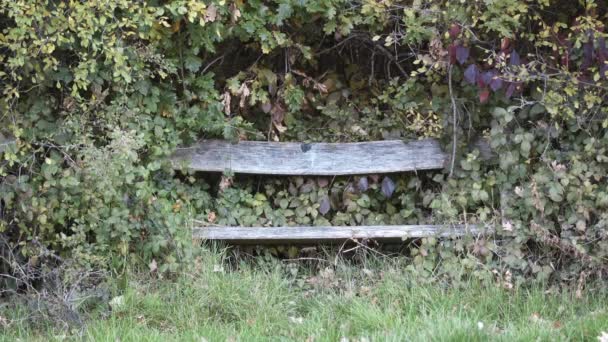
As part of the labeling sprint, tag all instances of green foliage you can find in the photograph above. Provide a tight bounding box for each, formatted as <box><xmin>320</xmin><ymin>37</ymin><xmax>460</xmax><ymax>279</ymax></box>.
<box><xmin>4</xmin><ymin>254</ymin><xmax>608</xmax><ymax>340</ymax></box>
<box><xmin>1</xmin><ymin>0</ymin><xmax>608</xmax><ymax>284</ymax></box>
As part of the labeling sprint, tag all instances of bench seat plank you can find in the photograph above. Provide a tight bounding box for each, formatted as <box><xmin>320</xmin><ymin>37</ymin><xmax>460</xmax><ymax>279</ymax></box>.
<box><xmin>172</xmin><ymin>139</ymin><xmax>448</xmax><ymax>175</ymax></box>
<box><xmin>193</xmin><ymin>224</ymin><xmax>485</xmax><ymax>243</ymax></box>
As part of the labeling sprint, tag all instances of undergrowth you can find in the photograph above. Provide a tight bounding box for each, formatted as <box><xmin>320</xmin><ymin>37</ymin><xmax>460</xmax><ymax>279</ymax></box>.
<box><xmin>2</xmin><ymin>248</ymin><xmax>608</xmax><ymax>341</ymax></box>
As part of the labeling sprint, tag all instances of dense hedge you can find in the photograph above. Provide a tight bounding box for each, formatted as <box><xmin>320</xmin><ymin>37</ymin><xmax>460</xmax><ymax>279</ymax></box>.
<box><xmin>1</xmin><ymin>0</ymin><xmax>607</xmax><ymax>283</ymax></box>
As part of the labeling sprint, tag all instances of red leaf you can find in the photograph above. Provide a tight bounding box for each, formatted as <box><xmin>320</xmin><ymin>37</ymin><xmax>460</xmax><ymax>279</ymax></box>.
<box><xmin>449</xmin><ymin>23</ymin><xmax>461</xmax><ymax>38</ymax></box>
<box><xmin>476</xmin><ymin>74</ymin><xmax>486</xmax><ymax>88</ymax></box>
<box><xmin>560</xmin><ymin>51</ymin><xmax>570</xmax><ymax>68</ymax></box>
<box><xmin>317</xmin><ymin>178</ymin><xmax>329</xmax><ymax>188</ymax></box>
<box><xmin>448</xmin><ymin>44</ymin><xmax>457</xmax><ymax>65</ymax></box>
<box><xmin>501</xmin><ymin>38</ymin><xmax>510</xmax><ymax>51</ymax></box>
<box><xmin>479</xmin><ymin>88</ymin><xmax>490</xmax><ymax>103</ymax></box>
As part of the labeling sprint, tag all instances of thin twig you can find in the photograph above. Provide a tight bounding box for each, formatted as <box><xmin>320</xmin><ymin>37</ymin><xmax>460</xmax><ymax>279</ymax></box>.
<box><xmin>448</xmin><ymin>64</ymin><xmax>458</xmax><ymax>177</ymax></box>
<box><xmin>201</xmin><ymin>54</ymin><xmax>225</xmax><ymax>74</ymax></box>
<box><xmin>373</xmin><ymin>43</ymin><xmax>408</xmax><ymax>78</ymax></box>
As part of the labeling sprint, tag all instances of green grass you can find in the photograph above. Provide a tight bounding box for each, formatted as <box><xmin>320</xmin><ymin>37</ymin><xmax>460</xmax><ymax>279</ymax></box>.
<box><xmin>2</xmin><ymin>251</ymin><xmax>608</xmax><ymax>341</ymax></box>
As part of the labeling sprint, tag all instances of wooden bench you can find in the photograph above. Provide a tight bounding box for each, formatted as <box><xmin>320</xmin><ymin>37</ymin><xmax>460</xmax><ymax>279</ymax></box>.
<box><xmin>171</xmin><ymin>139</ymin><xmax>491</xmax><ymax>243</ymax></box>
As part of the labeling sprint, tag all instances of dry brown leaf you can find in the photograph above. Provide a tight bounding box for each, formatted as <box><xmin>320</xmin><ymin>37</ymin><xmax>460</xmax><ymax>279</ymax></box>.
<box><xmin>271</xmin><ymin>102</ymin><xmax>286</xmax><ymax>124</ymax></box>
<box><xmin>204</xmin><ymin>4</ymin><xmax>218</xmax><ymax>23</ymax></box>
<box><xmin>230</xmin><ymin>3</ymin><xmax>241</xmax><ymax>23</ymax></box>
<box><xmin>171</xmin><ymin>20</ymin><xmax>181</xmax><ymax>33</ymax></box>
<box><xmin>219</xmin><ymin>175</ymin><xmax>233</xmax><ymax>191</ymax></box>
<box><xmin>222</xmin><ymin>92</ymin><xmax>231</xmax><ymax>116</ymax></box>
<box><xmin>207</xmin><ymin>211</ymin><xmax>217</xmax><ymax>223</ymax></box>
<box><xmin>238</xmin><ymin>83</ymin><xmax>250</xmax><ymax>108</ymax></box>
<box><xmin>502</xmin><ymin>220</ymin><xmax>513</xmax><ymax>232</ymax></box>
<box><xmin>149</xmin><ymin>259</ymin><xmax>158</xmax><ymax>273</ymax></box>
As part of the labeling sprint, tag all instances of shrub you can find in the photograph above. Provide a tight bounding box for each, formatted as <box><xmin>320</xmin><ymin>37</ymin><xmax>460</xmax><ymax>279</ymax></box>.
<box><xmin>1</xmin><ymin>0</ymin><xmax>607</xmax><ymax>284</ymax></box>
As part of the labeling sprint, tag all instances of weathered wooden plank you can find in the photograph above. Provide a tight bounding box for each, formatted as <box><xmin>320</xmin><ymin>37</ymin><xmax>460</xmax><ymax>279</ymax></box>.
<box><xmin>193</xmin><ymin>224</ymin><xmax>487</xmax><ymax>243</ymax></box>
<box><xmin>171</xmin><ymin>139</ymin><xmax>448</xmax><ymax>175</ymax></box>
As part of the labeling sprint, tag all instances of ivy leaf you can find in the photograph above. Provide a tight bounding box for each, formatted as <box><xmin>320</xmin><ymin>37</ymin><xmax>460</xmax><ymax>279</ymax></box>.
<box><xmin>464</xmin><ymin>64</ymin><xmax>478</xmax><ymax>84</ymax></box>
<box><xmin>456</xmin><ymin>46</ymin><xmax>469</xmax><ymax>65</ymax></box>
<box><xmin>358</xmin><ymin>177</ymin><xmax>369</xmax><ymax>192</ymax></box>
<box><xmin>318</xmin><ymin>195</ymin><xmax>330</xmax><ymax>215</ymax></box>
<box><xmin>184</xmin><ymin>55</ymin><xmax>202</xmax><ymax>73</ymax></box>
<box><xmin>275</xmin><ymin>3</ymin><xmax>293</xmax><ymax>26</ymax></box>
<box><xmin>548</xmin><ymin>185</ymin><xmax>563</xmax><ymax>202</ymax></box>
<box><xmin>510</xmin><ymin>50</ymin><xmax>520</xmax><ymax>66</ymax></box>
<box><xmin>381</xmin><ymin>176</ymin><xmax>396</xmax><ymax>198</ymax></box>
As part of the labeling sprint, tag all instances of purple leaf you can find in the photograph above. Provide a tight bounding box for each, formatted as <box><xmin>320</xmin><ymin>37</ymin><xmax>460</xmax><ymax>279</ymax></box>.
<box><xmin>358</xmin><ymin>177</ymin><xmax>369</xmax><ymax>192</ymax></box>
<box><xmin>319</xmin><ymin>195</ymin><xmax>331</xmax><ymax>215</ymax></box>
<box><xmin>464</xmin><ymin>64</ymin><xmax>478</xmax><ymax>84</ymax></box>
<box><xmin>601</xmin><ymin>64</ymin><xmax>608</xmax><ymax>80</ymax></box>
<box><xmin>381</xmin><ymin>177</ymin><xmax>396</xmax><ymax>198</ymax></box>
<box><xmin>482</xmin><ymin>70</ymin><xmax>495</xmax><ymax>85</ymax></box>
<box><xmin>449</xmin><ymin>24</ymin><xmax>461</xmax><ymax>38</ymax></box>
<box><xmin>582</xmin><ymin>41</ymin><xmax>594</xmax><ymax>69</ymax></box>
<box><xmin>505</xmin><ymin>82</ymin><xmax>516</xmax><ymax>98</ymax></box>
<box><xmin>476</xmin><ymin>74</ymin><xmax>486</xmax><ymax>87</ymax></box>
<box><xmin>490</xmin><ymin>76</ymin><xmax>503</xmax><ymax>91</ymax></box>
<box><xmin>317</xmin><ymin>178</ymin><xmax>329</xmax><ymax>188</ymax></box>
<box><xmin>456</xmin><ymin>46</ymin><xmax>470</xmax><ymax>65</ymax></box>
<box><xmin>510</xmin><ymin>50</ymin><xmax>520</xmax><ymax>66</ymax></box>
<box><xmin>598</xmin><ymin>37</ymin><xmax>606</xmax><ymax>69</ymax></box>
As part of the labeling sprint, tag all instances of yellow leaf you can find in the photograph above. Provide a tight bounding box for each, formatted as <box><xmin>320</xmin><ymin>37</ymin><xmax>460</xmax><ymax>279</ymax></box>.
<box><xmin>172</xmin><ymin>20</ymin><xmax>181</xmax><ymax>33</ymax></box>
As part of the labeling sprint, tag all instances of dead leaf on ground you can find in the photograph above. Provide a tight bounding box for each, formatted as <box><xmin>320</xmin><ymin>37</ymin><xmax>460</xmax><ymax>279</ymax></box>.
<box><xmin>207</xmin><ymin>211</ymin><xmax>217</xmax><ymax>223</ymax></box>
<box><xmin>288</xmin><ymin>316</ymin><xmax>304</xmax><ymax>324</ymax></box>
<box><xmin>149</xmin><ymin>259</ymin><xmax>158</xmax><ymax>273</ymax></box>
<box><xmin>219</xmin><ymin>176</ymin><xmax>233</xmax><ymax>191</ymax></box>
